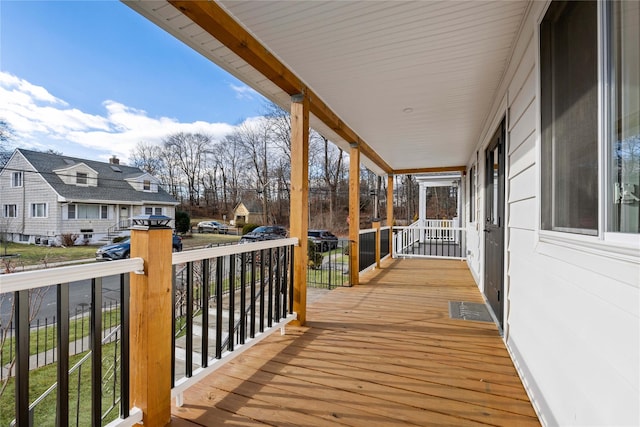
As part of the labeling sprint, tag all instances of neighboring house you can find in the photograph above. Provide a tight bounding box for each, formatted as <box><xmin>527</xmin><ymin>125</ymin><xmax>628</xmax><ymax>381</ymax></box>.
<box><xmin>0</xmin><ymin>149</ymin><xmax>179</xmax><ymax>245</ymax></box>
<box><xmin>232</xmin><ymin>201</ymin><xmax>263</xmax><ymax>225</ymax></box>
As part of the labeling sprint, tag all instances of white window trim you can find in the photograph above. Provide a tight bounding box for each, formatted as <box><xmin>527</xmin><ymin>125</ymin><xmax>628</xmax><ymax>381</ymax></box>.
<box><xmin>11</xmin><ymin>171</ymin><xmax>23</xmax><ymax>188</ymax></box>
<box><xmin>4</xmin><ymin>204</ymin><xmax>18</xmax><ymax>218</ymax></box>
<box><xmin>535</xmin><ymin>1</ymin><xmax>640</xmax><ymax>254</ymax></box>
<box><xmin>31</xmin><ymin>203</ymin><xmax>48</xmax><ymax>218</ymax></box>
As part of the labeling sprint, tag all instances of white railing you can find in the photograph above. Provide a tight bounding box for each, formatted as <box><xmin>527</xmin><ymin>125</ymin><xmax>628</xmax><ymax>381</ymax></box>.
<box><xmin>393</xmin><ymin>225</ymin><xmax>466</xmax><ymax>260</ymax></box>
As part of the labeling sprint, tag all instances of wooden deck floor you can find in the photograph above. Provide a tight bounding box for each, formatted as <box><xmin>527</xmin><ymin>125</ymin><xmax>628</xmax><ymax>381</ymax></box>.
<box><xmin>170</xmin><ymin>258</ymin><xmax>540</xmax><ymax>426</ymax></box>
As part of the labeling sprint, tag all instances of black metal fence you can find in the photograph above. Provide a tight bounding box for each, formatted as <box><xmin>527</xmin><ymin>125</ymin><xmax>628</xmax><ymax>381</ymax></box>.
<box><xmin>359</xmin><ymin>230</ymin><xmax>377</xmax><ymax>272</ymax></box>
<box><xmin>171</xmin><ymin>242</ymin><xmax>296</xmax><ymax>389</ymax></box>
<box><xmin>2</xmin><ymin>273</ymin><xmax>132</xmax><ymax>427</ymax></box>
<box><xmin>306</xmin><ymin>239</ymin><xmax>350</xmax><ymax>289</ymax></box>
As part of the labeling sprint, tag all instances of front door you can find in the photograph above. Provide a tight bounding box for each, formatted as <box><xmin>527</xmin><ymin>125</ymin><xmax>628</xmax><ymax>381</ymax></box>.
<box><xmin>484</xmin><ymin>120</ymin><xmax>505</xmax><ymax>329</ymax></box>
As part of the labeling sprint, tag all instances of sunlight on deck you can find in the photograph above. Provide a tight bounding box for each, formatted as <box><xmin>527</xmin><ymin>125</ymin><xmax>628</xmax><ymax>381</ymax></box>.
<box><xmin>170</xmin><ymin>259</ymin><xmax>539</xmax><ymax>426</ymax></box>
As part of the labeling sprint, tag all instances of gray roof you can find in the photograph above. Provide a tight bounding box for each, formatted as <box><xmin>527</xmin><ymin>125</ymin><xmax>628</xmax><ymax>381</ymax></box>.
<box><xmin>17</xmin><ymin>149</ymin><xmax>178</xmax><ymax>205</ymax></box>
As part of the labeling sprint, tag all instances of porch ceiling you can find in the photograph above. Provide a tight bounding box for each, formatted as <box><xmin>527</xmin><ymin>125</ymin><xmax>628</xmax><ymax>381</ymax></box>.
<box><xmin>124</xmin><ymin>1</ymin><xmax>529</xmax><ymax>175</ymax></box>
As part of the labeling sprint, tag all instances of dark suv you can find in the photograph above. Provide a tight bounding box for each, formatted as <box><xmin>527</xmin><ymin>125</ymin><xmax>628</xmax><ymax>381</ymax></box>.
<box><xmin>96</xmin><ymin>235</ymin><xmax>183</xmax><ymax>261</ymax></box>
<box><xmin>239</xmin><ymin>225</ymin><xmax>287</xmax><ymax>244</ymax></box>
<box><xmin>308</xmin><ymin>229</ymin><xmax>339</xmax><ymax>252</ymax></box>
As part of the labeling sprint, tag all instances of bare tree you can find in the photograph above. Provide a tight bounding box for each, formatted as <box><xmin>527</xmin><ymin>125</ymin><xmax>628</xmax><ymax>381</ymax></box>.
<box><xmin>0</xmin><ymin>119</ymin><xmax>14</xmax><ymax>167</ymax></box>
<box><xmin>163</xmin><ymin>132</ymin><xmax>212</xmax><ymax>206</ymax></box>
<box><xmin>130</xmin><ymin>141</ymin><xmax>165</xmax><ymax>175</ymax></box>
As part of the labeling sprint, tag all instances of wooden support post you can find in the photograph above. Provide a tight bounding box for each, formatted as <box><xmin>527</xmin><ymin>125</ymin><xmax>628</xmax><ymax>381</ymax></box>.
<box><xmin>290</xmin><ymin>93</ymin><xmax>309</xmax><ymax>326</ymax></box>
<box><xmin>129</xmin><ymin>226</ymin><xmax>173</xmax><ymax>426</ymax></box>
<box><xmin>373</xmin><ymin>220</ymin><xmax>381</xmax><ymax>268</ymax></box>
<box><xmin>387</xmin><ymin>174</ymin><xmax>394</xmax><ymax>256</ymax></box>
<box><xmin>349</xmin><ymin>144</ymin><xmax>360</xmax><ymax>286</ymax></box>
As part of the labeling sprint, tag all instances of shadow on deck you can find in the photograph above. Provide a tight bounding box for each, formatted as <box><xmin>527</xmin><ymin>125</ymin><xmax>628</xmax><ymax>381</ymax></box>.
<box><xmin>171</xmin><ymin>258</ymin><xmax>539</xmax><ymax>426</ymax></box>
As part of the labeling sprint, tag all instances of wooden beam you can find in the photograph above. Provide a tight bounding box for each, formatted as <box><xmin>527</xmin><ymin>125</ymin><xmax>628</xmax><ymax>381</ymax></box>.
<box><xmin>168</xmin><ymin>1</ymin><xmax>392</xmax><ymax>174</ymax></box>
<box><xmin>393</xmin><ymin>166</ymin><xmax>467</xmax><ymax>175</ymax></box>
<box><xmin>289</xmin><ymin>94</ymin><xmax>309</xmax><ymax>325</ymax></box>
<box><xmin>349</xmin><ymin>144</ymin><xmax>360</xmax><ymax>286</ymax></box>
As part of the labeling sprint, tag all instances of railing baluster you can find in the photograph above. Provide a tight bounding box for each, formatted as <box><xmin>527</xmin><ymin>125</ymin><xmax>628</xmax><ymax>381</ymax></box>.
<box><xmin>57</xmin><ymin>283</ymin><xmax>70</xmax><ymax>426</ymax></box>
<box><xmin>91</xmin><ymin>277</ymin><xmax>102</xmax><ymax>427</ymax></box>
<box><xmin>289</xmin><ymin>245</ymin><xmax>295</xmax><ymax>313</ymax></box>
<box><xmin>15</xmin><ymin>290</ymin><xmax>30</xmax><ymax>426</ymax></box>
<box><xmin>267</xmin><ymin>248</ymin><xmax>273</xmax><ymax>327</ymax></box>
<box><xmin>228</xmin><ymin>255</ymin><xmax>235</xmax><ymax>352</ymax></box>
<box><xmin>185</xmin><ymin>262</ymin><xmax>193</xmax><ymax>377</ymax></box>
<box><xmin>259</xmin><ymin>249</ymin><xmax>265</xmax><ymax>333</ymax></box>
<box><xmin>120</xmin><ymin>273</ymin><xmax>130</xmax><ymax>418</ymax></box>
<box><xmin>201</xmin><ymin>258</ymin><xmax>210</xmax><ymax>367</ymax></box>
<box><xmin>250</xmin><ymin>252</ymin><xmax>256</xmax><ymax>339</ymax></box>
<box><xmin>240</xmin><ymin>254</ymin><xmax>247</xmax><ymax>344</ymax></box>
<box><xmin>215</xmin><ymin>257</ymin><xmax>223</xmax><ymax>359</ymax></box>
<box><xmin>274</xmin><ymin>247</ymin><xmax>281</xmax><ymax>322</ymax></box>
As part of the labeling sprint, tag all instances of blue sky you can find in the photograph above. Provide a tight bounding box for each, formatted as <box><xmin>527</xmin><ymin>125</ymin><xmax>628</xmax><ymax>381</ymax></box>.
<box><xmin>0</xmin><ymin>0</ymin><xmax>267</xmax><ymax>162</ymax></box>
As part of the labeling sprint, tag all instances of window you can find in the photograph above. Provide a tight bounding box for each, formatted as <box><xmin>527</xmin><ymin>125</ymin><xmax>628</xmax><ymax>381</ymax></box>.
<box><xmin>609</xmin><ymin>1</ymin><xmax>639</xmax><ymax>234</ymax></box>
<box><xmin>67</xmin><ymin>204</ymin><xmax>109</xmax><ymax>220</ymax></box>
<box><xmin>3</xmin><ymin>204</ymin><xmax>17</xmax><ymax>218</ymax></box>
<box><xmin>143</xmin><ymin>180</ymin><xmax>151</xmax><ymax>191</ymax></box>
<box><xmin>541</xmin><ymin>1</ymin><xmax>599</xmax><ymax>235</ymax></box>
<box><xmin>76</xmin><ymin>172</ymin><xmax>88</xmax><ymax>185</ymax></box>
<box><xmin>11</xmin><ymin>171</ymin><xmax>22</xmax><ymax>187</ymax></box>
<box><xmin>144</xmin><ymin>207</ymin><xmax>163</xmax><ymax>215</ymax></box>
<box><xmin>31</xmin><ymin>203</ymin><xmax>47</xmax><ymax>218</ymax></box>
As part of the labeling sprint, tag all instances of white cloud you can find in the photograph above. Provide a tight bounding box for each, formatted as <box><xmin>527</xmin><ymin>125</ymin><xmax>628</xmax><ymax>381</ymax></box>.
<box><xmin>0</xmin><ymin>71</ymin><xmax>257</xmax><ymax>164</ymax></box>
<box><xmin>230</xmin><ymin>83</ymin><xmax>259</xmax><ymax>100</ymax></box>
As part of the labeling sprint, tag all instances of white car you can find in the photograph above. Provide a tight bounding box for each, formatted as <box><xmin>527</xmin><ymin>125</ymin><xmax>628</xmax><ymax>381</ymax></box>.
<box><xmin>197</xmin><ymin>220</ymin><xmax>229</xmax><ymax>234</ymax></box>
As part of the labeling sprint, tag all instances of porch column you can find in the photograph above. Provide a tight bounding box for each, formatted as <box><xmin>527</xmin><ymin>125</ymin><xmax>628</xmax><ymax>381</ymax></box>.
<box><xmin>290</xmin><ymin>93</ymin><xmax>309</xmax><ymax>325</ymax></box>
<box><xmin>387</xmin><ymin>174</ymin><xmax>394</xmax><ymax>256</ymax></box>
<box><xmin>349</xmin><ymin>143</ymin><xmax>360</xmax><ymax>286</ymax></box>
<box><xmin>129</xmin><ymin>222</ymin><xmax>173</xmax><ymax>426</ymax></box>
<box><xmin>419</xmin><ymin>183</ymin><xmax>427</xmax><ymax>242</ymax></box>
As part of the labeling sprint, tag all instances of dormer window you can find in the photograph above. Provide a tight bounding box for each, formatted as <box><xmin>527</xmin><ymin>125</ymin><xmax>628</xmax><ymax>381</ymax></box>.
<box><xmin>143</xmin><ymin>180</ymin><xmax>151</xmax><ymax>191</ymax></box>
<box><xmin>77</xmin><ymin>172</ymin><xmax>88</xmax><ymax>185</ymax></box>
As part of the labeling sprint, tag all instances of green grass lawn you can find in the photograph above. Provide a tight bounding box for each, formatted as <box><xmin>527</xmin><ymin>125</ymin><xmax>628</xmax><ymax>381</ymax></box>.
<box><xmin>1</xmin><ymin>242</ymin><xmax>98</xmax><ymax>269</ymax></box>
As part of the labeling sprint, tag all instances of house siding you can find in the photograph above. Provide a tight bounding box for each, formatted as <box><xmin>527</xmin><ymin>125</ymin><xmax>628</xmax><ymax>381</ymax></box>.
<box><xmin>1</xmin><ymin>150</ymin><xmax>178</xmax><ymax>244</ymax></box>
<box><xmin>467</xmin><ymin>2</ymin><xmax>639</xmax><ymax>426</ymax></box>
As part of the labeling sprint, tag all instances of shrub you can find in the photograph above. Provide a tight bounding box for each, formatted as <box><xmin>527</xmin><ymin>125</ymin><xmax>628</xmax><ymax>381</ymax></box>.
<box><xmin>60</xmin><ymin>233</ymin><xmax>79</xmax><ymax>247</ymax></box>
<box><xmin>112</xmin><ymin>235</ymin><xmax>128</xmax><ymax>243</ymax></box>
<box><xmin>307</xmin><ymin>240</ymin><xmax>324</xmax><ymax>269</ymax></box>
<box><xmin>242</xmin><ymin>223</ymin><xmax>259</xmax><ymax>235</ymax></box>
<box><xmin>175</xmin><ymin>211</ymin><xmax>190</xmax><ymax>234</ymax></box>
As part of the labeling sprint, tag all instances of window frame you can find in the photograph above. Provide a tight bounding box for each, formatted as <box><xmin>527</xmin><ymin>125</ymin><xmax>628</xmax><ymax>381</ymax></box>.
<box><xmin>31</xmin><ymin>203</ymin><xmax>48</xmax><ymax>218</ymax></box>
<box><xmin>3</xmin><ymin>204</ymin><xmax>17</xmax><ymax>218</ymax></box>
<box><xmin>11</xmin><ymin>171</ymin><xmax>23</xmax><ymax>187</ymax></box>
<box><xmin>76</xmin><ymin>172</ymin><xmax>88</xmax><ymax>185</ymax></box>
<box><xmin>537</xmin><ymin>0</ymin><xmax>640</xmax><ymax>251</ymax></box>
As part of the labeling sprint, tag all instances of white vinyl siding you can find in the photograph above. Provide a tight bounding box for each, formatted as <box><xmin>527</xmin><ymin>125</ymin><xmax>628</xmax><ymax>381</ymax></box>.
<box><xmin>465</xmin><ymin>1</ymin><xmax>639</xmax><ymax>425</ymax></box>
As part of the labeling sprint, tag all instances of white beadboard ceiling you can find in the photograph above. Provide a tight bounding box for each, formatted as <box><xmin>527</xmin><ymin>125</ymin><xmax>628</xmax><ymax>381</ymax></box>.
<box><xmin>125</xmin><ymin>1</ymin><xmax>529</xmax><ymax>175</ymax></box>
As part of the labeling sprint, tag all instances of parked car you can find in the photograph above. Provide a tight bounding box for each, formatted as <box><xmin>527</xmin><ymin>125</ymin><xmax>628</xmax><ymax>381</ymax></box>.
<box><xmin>197</xmin><ymin>220</ymin><xmax>229</xmax><ymax>234</ymax></box>
<box><xmin>239</xmin><ymin>225</ymin><xmax>287</xmax><ymax>244</ymax></box>
<box><xmin>96</xmin><ymin>235</ymin><xmax>183</xmax><ymax>261</ymax></box>
<box><xmin>308</xmin><ymin>229</ymin><xmax>339</xmax><ymax>252</ymax></box>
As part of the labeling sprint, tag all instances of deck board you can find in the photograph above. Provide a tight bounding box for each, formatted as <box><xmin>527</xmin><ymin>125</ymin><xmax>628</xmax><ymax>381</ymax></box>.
<box><xmin>171</xmin><ymin>258</ymin><xmax>539</xmax><ymax>426</ymax></box>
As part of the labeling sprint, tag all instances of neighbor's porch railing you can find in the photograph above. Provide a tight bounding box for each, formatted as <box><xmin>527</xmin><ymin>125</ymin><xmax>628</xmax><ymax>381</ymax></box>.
<box><xmin>0</xmin><ymin>238</ymin><xmax>297</xmax><ymax>427</ymax></box>
<box><xmin>393</xmin><ymin>222</ymin><xmax>466</xmax><ymax>260</ymax></box>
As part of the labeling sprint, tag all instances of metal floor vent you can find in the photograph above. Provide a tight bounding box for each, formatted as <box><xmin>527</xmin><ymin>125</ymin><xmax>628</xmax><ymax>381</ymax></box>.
<box><xmin>449</xmin><ymin>301</ymin><xmax>493</xmax><ymax>322</ymax></box>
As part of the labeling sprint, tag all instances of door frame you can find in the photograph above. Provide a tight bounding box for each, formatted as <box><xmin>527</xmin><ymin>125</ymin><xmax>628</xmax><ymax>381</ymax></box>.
<box><xmin>483</xmin><ymin>119</ymin><xmax>506</xmax><ymax>330</ymax></box>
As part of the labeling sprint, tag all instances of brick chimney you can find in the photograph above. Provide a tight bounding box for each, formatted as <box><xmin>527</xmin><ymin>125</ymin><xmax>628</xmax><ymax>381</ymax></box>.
<box><xmin>109</xmin><ymin>155</ymin><xmax>120</xmax><ymax>165</ymax></box>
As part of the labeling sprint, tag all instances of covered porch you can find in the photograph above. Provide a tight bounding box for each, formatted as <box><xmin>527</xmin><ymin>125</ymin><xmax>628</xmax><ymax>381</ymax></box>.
<box><xmin>170</xmin><ymin>258</ymin><xmax>538</xmax><ymax>426</ymax></box>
